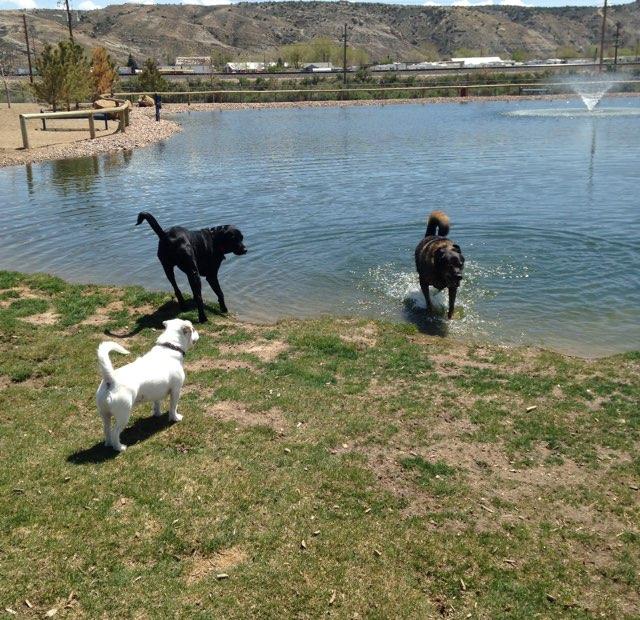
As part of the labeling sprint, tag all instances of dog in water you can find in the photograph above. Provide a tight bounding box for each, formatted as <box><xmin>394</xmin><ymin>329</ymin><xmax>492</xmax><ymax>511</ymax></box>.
<box><xmin>136</xmin><ymin>212</ymin><xmax>247</xmax><ymax>323</ymax></box>
<box><xmin>95</xmin><ymin>319</ymin><xmax>199</xmax><ymax>452</ymax></box>
<box><xmin>415</xmin><ymin>211</ymin><xmax>465</xmax><ymax>320</ymax></box>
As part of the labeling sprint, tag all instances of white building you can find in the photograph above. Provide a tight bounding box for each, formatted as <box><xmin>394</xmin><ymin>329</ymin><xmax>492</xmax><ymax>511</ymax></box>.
<box><xmin>174</xmin><ymin>56</ymin><xmax>213</xmax><ymax>74</ymax></box>
<box><xmin>450</xmin><ymin>56</ymin><xmax>509</xmax><ymax>67</ymax></box>
<box><xmin>224</xmin><ymin>62</ymin><xmax>266</xmax><ymax>73</ymax></box>
<box><xmin>301</xmin><ymin>62</ymin><xmax>333</xmax><ymax>73</ymax></box>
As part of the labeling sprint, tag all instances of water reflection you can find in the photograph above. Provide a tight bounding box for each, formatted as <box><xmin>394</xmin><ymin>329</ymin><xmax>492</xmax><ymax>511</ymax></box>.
<box><xmin>51</xmin><ymin>156</ymin><xmax>100</xmax><ymax>196</ymax></box>
<box><xmin>587</xmin><ymin>122</ymin><xmax>597</xmax><ymax>204</ymax></box>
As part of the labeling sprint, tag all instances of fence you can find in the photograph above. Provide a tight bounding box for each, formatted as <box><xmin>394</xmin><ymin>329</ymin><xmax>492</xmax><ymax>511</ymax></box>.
<box><xmin>18</xmin><ymin>100</ymin><xmax>131</xmax><ymax>150</ymax></box>
<box><xmin>113</xmin><ymin>79</ymin><xmax>640</xmax><ymax>105</ymax></box>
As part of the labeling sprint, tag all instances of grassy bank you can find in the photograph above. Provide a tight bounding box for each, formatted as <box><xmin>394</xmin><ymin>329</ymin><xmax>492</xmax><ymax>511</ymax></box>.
<box><xmin>1</xmin><ymin>271</ymin><xmax>638</xmax><ymax>618</ymax></box>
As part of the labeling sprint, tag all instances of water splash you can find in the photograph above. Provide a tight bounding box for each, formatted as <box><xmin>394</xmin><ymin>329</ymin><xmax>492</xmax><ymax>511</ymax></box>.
<box><xmin>570</xmin><ymin>78</ymin><xmax>613</xmax><ymax>112</ymax></box>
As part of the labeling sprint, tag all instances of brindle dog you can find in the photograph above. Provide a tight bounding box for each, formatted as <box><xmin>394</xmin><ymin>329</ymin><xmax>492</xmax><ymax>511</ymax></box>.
<box><xmin>415</xmin><ymin>211</ymin><xmax>465</xmax><ymax>319</ymax></box>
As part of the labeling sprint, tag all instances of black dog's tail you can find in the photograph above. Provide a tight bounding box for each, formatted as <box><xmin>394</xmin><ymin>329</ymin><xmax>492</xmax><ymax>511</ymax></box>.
<box><xmin>136</xmin><ymin>212</ymin><xmax>166</xmax><ymax>239</ymax></box>
<box><xmin>426</xmin><ymin>210</ymin><xmax>450</xmax><ymax>237</ymax></box>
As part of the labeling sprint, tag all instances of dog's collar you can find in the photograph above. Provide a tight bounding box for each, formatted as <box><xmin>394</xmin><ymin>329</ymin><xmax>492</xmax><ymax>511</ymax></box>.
<box><xmin>156</xmin><ymin>342</ymin><xmax>186</xmax><ymax>357</ymax></box>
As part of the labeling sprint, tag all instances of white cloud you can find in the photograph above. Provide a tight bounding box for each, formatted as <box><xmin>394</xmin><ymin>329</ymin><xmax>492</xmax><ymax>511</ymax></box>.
<box><xmin>500</xmin><ymin>0</ymin><xmax>527</xmax><ymax>4</ymax></box>
<box><xmin>452</xmin><ymin>0</ymin><xmax>494</xmax><ymax>5</ymax></box>
<box><xmin>9</xmin><ymin>0</ymin><xmax>37</xmax><ymax>8</ymax></box>
<box><xmin>78</xmin><ymin>0</ymin><xmax>101</xmax><ymax>8</ymax></box>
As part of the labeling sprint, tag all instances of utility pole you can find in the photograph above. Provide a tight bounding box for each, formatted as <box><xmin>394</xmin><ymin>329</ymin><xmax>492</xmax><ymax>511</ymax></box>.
<box><xmin>598</xmin><ymin>0</ymin><xmax>608</xmax><ymax>72</ymax></box>
<box><xmin>0</xmin><ymin>61</ymin><xmax>11</xmax><ymax>108</ymax></box>
<box><xmin>342</xmin><ymin>23</ymin><xmax>348</xmax><ymax>86</ymax></box>
<box><xmin>62</xmin><ymin>0</ymin><xmax>74</xmax><ymax>42</ymax></box>
<box><xmin>613</xmin><ymin>22</ymin><xmax>621</xmax><ymax>68</ymax></box>
<box><xmin>22</xmin><ymin>13</ymin><xmax>33</xmax><ymax>84</ymax></box>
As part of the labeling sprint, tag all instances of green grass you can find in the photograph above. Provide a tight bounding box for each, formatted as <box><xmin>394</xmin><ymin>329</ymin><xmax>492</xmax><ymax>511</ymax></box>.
<box><xmin>0</xmin><ymin>271</ymin><xmax>639</xmax><ymax>618</ymax></box>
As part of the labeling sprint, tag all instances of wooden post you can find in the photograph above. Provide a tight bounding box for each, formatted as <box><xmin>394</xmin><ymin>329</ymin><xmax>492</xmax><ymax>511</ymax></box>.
<box><xmin>120</xmin><ymin>109</ymin><xmax>126</xmax><ymax>133</ymax></box>
<box><xmin>88</xmin><ymin>113</ymin><xmax>96</xmax><ymax>139</ymax></box>
<box><xmin>124</xmin><ymin>104</ymin><xmax>130</xmax><ymax>127</ymax></box>
<box><xmin>20</xmin><ymin>115</ymin><xmax>30</xmax><ymax>149</ymax></box>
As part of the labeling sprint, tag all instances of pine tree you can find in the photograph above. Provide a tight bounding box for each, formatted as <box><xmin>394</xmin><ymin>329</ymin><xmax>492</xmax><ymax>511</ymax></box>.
<box><xmin>58</xmin><ymin>41</ymin><xmax>91</xmax><ymax>110</ymax></box>
<box><xmin>138</xmin><ymin>58</ymin><xmax>167</xmax><ymax>92</ymax></box>
<box><xmin>32</xmin><ymin>41</ymin><xmax>91</xmax><ymax>111</ymax></box>
<box><xmin>126</xmin><ymin>53</ymin><xmax>138</xmax><ymax>74</ymax></box>
<box><xmin>91</xmin><ymin>46</ymin><xmax>118</xmax><ymax>98</ymax></box>
<box><xmin>32</xmin><ymin>44</ymin><xmax>66</xmax><ymax>111</ymax></box>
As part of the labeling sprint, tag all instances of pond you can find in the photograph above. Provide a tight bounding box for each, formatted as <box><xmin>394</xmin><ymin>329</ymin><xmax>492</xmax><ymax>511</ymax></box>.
<box><xmin>1</xmin><ymin>98</ymin><xmax>639</xmax><ymax>357</ymax></box>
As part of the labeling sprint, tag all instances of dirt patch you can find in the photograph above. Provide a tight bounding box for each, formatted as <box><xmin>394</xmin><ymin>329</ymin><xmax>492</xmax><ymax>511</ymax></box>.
<box><xmin>186</xmin><ymin>546</ymin><xmax>247</xmax><ymax>585</ymax></box>
<box><xmin>19</xmin><ymin>311</ymin><xmax>61</xmax><ymax>326</ymax></box>
<box><xmin>205</xmin><ymin>401</ymin><xmax>287</xmax><ymax>432</ymax></box>
<box><xmin>0</xmin><ymin>375</ymin><xmax>11</xmax><ymax>391</ymax></box>
<box><xmin>82</xmin><ymin>301</ymin><xmax>125</xmax><ymax>326</ymax></box>
<box><xmin>186</xmin><ymin>357</ymin><xmax>256</xmax><ymax>372</ymax></box>
<box><xmin>0</xmin><ymin>286</ymin><xmax>47</xmax><ymax>308</ymax></box>
<box><xmin>340</xmin><ymin>322</ymin><xmax>379</xmax><ymax>348</ymax></box>
<box><xmin>219</xmin><ymin>340</ymin><xmax>289</xmax><ymax>363</ymax></box>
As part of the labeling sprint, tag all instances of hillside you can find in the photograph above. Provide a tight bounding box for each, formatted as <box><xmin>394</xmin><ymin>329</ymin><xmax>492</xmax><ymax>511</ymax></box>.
<box><xmin>0</xmin><ymin>1</ymin><xmax>639</xmax><ymax>66</ymax></box>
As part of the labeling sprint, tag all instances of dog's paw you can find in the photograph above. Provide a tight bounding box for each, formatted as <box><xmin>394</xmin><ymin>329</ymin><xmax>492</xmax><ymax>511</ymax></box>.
<box><xmin>170</xmin><ymin>413</ymin><xmax>183</xmax><ymax>422</ymax></box>
<box><xmin>219</xmin><ymin>305</ymin><xmax>228</xmax><ymax>314</ymax></box>
<box><xmin>198</xmin><ymin>315</ymin><xmax>208</xmax><ymax>323</ymax></box>
<box><xmin>114</xmin><ymin>444</ymin><xmax>127</xmax><ymax>452</ymax></box>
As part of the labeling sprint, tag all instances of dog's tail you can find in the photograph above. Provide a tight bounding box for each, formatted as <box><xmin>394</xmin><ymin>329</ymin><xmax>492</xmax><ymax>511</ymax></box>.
<box><xmin>97</xmin><ymin>341</ymin><xmax>129</xmax><ymax>386</ymax></box>
<box><xmin>426</xmin><ymin>211</ymin><xmax>450</xmax><ymax>237</ymax></box>
<box><xmin>136</xmin><ymin>212</ymin><xmax>166</xmax><ymax>239</ymax></box>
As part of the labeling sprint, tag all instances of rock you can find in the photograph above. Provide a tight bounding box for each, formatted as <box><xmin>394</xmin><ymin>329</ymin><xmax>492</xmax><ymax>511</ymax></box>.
<box><xmin>138</xmin><ymin>95</ymin><xmax>155</xmax><ymax>108</ymax></box>
<box><xmin>94</xmin><ymin>98</ymin><xmax>118</xmax><ymax>109</ymax></box>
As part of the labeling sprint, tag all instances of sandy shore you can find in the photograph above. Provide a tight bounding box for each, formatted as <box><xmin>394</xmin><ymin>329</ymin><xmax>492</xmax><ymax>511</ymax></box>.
<box><xmin>0</xmin><ymin>106</ymin><xmax>181</xmax><ymax>168</ymax></box>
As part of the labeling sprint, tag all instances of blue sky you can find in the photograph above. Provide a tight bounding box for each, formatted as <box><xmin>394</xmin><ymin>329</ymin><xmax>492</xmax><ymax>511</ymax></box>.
<box><xmin>0</xmin><ymin>0</ymin><xmax>630</xmax><ymax>12</ymax></box>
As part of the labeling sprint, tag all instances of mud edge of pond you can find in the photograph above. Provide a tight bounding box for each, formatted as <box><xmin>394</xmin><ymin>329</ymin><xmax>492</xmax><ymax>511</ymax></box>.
<box><xmin>0</xmin><ymin>109</ymin><xmax>182</xmax><ymax>169</ymax></box>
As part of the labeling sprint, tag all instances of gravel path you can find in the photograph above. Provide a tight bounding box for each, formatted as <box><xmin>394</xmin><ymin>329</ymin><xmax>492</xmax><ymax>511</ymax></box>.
<box><xmin>0</xmin><ymin>109</ymin><xmax>181</xmax><ymax>168</ymax></box>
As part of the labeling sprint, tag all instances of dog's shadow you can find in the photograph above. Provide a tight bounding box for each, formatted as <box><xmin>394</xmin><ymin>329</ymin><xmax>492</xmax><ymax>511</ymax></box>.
<box><xmin>105</xmin><ymin>298</ymin><xmax>223</xmax><ymax>339</ymax></box>
<box><xmin>402</xmin><ymin>298</ymin><xmax>450</xmax><ymax>337</ymax></box>
<box><xmin>67</xmin><ymin>415</ymin><xmax>176</xmax><ymax>464</ymax></box>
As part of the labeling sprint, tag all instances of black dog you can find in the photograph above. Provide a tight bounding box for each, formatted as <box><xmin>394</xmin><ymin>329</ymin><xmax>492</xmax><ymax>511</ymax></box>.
<box><xmin>136</xmin><ymin>212</ymin><xmax>247</xmax><ymax>323</ymax></box>
<box><xmin>415</xmin><ymin>210</ymin><xmax>465</xmax><ymax>320</ymax></box>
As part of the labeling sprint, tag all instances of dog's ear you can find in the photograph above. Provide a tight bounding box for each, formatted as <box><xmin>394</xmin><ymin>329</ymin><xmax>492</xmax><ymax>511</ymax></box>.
<box><xmin>181</xmin><ymin>324</ymin><xmax>192</xmax><ymax>335</ymax></box>
<box><xmin>162</xmin><ymin>320</ymin><xmax>169</xmax><ymax>328</ymax></box>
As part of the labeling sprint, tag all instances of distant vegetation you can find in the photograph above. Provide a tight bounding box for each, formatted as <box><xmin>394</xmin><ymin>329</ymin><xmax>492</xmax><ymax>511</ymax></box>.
<box><xmin>31</xmin><ymin>42</ymin><xmax>118</xmax><ymax>110</ymax></box>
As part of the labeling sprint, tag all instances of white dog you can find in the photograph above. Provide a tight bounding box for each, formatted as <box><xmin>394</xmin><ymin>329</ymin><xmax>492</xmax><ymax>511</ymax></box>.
<box><xmin>95</xmin><ymin>319</ymin><xmax>199</xmax><ymax>452</ymax></box>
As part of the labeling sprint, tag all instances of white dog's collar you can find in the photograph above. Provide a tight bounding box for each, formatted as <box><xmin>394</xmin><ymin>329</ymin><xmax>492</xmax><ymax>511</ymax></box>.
<box><xmin>156</xmin><ymin>342</ymin><xmax>186</xmax><ymax>357</ymax></box>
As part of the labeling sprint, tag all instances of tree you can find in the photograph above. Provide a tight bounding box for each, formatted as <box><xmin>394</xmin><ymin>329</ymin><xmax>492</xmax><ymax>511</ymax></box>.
<box><xmin>91</xmin><ymin>46</ymin><xmax>118</xmax><ymax>98</ymax></box>
<box><xmin>510</xmin><ymin>49</ymin><xmax>529</xmax><ymax>63</ymax></box>
<box><xmin>126</xmin><ymin>53</ymin><xmax>138</xmax><ymax>74</ymax></box>
<box><xmin>210</xmin><ymin>48</ymin><xmax>232</xmax><ymax>71</ymax></box>
<box><xmin>556</xmin><ymin>45</ymin><xmax>580</xmax><ymax>60</ymax></box>
<box><xmin>58</xmin><ymin>41</ymin><xmax>91</xmax><ymax>110</ymax></box>
<box><xmin>32</xmin><ymin>43</ymin><xmax>67</xmax><ymax>111</ymax></box>
<box><xmin>32</xmin><ymin>40</ymin><xmax>91</xmax><ymax>111</ymax></box>
<box><xmin>138</xmin><ymin>58</ymin><xmax>168</xmax><ymax>92</ymax></box>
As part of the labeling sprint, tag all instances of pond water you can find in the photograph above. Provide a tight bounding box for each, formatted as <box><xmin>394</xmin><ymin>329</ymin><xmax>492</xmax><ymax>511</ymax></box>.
<box><xmin>1</xmin><ymin>98</ymin><xmax>639</xmax><ymax>357</ymax></box>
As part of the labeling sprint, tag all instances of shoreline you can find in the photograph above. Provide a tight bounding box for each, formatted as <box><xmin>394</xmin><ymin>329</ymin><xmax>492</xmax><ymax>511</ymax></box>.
<box><xmin>160</xmin><ymin>91</ymin><xmax>639</xmax><ymax>113</ymax></box>
<box><xmin>0</xmin><ymin>108</ymin><xmax>182</xmax><ymax>168</ymax></box>
<box><xmin>0</xmin><ymin>269</ymin><xmax>629</xmax><ymax>360</ymax></box>
<box><xmin>1</xmin><ymin>92</ymin><xmax>637</xmax><ymax>168</ymax></box>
